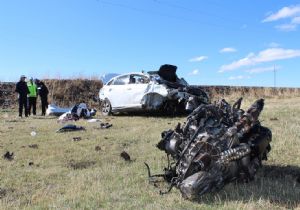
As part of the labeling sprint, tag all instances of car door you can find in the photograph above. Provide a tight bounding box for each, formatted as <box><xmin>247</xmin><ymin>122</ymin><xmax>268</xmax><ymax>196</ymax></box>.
<box><xmin>125</xmin><ymin>74</ymin><xmax>150</xmax><ymax>107</ymax></box>
<box><xmin>105</xmin><ymin>75</ymin><xmax>130</xmax><ymax>108</ymax></box>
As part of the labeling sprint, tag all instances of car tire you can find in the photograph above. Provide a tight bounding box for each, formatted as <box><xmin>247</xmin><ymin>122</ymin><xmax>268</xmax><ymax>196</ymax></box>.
<box><xmin>101</xmin><ymin>99</ymin><xmax>112</xmax><ymax>116</ymax></box>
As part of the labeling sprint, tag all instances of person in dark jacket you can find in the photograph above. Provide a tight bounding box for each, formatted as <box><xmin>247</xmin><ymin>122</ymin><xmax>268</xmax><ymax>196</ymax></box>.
<box><xmin>35</xmin><ymin>79</ymin><xmax>49</xmax><ymax>116</ymax></box>
<box><xmin>15</xmin><ymin>75</ymin><xmax>29</xmax><ymax>117</ymax></box>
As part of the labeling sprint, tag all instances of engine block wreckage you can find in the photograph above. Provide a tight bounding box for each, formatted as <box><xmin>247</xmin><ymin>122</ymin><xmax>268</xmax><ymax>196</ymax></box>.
<box><xmin>99</xmin><ymin>64</ymin><xmax>209</xmax><ymax>115</ymax></box>
<box><xmin>145</xmin><ymin>98</ymin><xmax>272</xmax><ymax>199</ymax></box>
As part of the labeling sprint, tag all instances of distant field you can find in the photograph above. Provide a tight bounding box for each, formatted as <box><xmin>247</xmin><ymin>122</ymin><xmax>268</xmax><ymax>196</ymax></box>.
<box><xmin>0</xmin><ymin>97</ymin><xmax>300</xmax><ymax>209</ymax></box>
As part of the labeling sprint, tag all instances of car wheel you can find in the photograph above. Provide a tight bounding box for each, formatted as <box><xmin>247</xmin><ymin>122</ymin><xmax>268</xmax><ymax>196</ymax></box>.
<box><xmin>101</xmin><ymin>99</ymin><xmax>112</xmax><ymax>116</ymax></box>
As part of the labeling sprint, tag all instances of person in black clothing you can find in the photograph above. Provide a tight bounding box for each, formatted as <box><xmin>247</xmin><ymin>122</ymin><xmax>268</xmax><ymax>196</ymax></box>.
<box><xmin>35</xmin><ymin>79</ymin><xmax>49</xmax><ymax>116</ymax></box>
<box><xmin>15</xmin><ymin>75</ymin><xmax>29</xmax><ymax>117</ymax></box>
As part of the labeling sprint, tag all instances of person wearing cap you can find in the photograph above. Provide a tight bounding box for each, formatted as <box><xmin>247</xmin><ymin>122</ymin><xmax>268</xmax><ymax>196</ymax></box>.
<box><xmin>35</xmin><ymin>79</ymin><xmax>49</xmax><ymax>116</ymax></box>
<box><xmin>27</xmin><ymin>77</ymin><xmax>38</xmax><ymax>115</ymax></box>
<box><xmin>15</xmin><ymin>75</ymin><xmax>29</xmax><ymax>117</ymax></box>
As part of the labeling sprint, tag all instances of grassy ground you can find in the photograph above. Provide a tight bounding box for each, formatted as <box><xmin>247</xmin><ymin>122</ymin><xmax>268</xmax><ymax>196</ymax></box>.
<box><xmin>0</xmin><ymin>97</ymin><xmax>299</xmax><ymax>210</ymax></box>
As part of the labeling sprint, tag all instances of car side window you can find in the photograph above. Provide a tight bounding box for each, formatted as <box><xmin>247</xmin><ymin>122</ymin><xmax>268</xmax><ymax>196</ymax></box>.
<box><xmin>129</xmin><ymin>75</ymin><xmax>149</xmax><ymax>84</ymax></box>
<box><xmin>112</xmin><ymin>75</ymin><xmax>130</xmax><ymax>85</ymax></box>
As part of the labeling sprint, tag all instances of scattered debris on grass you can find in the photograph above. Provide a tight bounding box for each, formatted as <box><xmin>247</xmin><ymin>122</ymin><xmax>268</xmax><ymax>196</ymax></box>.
<box><xmin>100</xmin><ymin>123</ymin><xmax>113</xmax><ymax>129</ymax></box>
<box><xmin>3</xmin><ymin>151</ymin><xmax>14</xmax><ymax>161</ymax></box>
<box><xmin>56</xmin><ymin>124</ymin><xmax>85</xmax><ymax>133</ymax></box>
<box><xmin>93</xmin><ymin>122</ymin><xmax>113</xmax><ymax>130</ymax></box>
<box><xmin>72</xmin><ymin>136</ymin><xmax>82</xmax><ymax>141</ymax></box>
<box><xmin>30</xmin><ymin>131</ymin><xmax>37</xmax><ymax>137</ymax></box>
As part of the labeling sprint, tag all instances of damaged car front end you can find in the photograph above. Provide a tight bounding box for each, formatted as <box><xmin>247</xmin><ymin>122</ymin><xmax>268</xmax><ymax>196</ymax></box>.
<box><xmin>99</xmin><ymin>64</ymin><xmax>209</xmax><ymax>115</ymax></box>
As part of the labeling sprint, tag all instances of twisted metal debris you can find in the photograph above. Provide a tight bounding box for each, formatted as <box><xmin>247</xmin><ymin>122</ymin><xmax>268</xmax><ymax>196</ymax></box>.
<box><xmin>146</xmin><ymin>98</ymin><xmax>272</xmax><ymax>199</ymax></box>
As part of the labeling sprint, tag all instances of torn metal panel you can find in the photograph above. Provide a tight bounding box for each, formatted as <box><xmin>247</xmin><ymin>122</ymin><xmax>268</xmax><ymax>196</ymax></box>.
<box><xmin>46</xmin><ymin>104</ymin><xmax>71</xmax><ymax>116</ymax></box>
<box><xmin>141</xmin><ymin>93</ymin><xmax>166</xmax><ymax>110</ymax></box>
<box><xmin>147</xmin><ymin>98</ymin><xmax>272</xmax><ymax>199</ymax></box>
<box><xmin>56</xmin><ymin>124</ymin><xmax>85</xmax><ymax>133</ymax></box>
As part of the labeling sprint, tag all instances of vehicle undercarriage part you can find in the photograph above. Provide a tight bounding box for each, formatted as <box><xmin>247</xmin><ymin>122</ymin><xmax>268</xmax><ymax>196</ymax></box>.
<box><xmin>146</xmin><ymin>98</ymin><xmax>272</xmax><ymax>199</ymax></box>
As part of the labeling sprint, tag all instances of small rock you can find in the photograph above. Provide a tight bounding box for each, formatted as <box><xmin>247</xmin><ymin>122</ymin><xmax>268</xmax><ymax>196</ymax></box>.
<box><xmin>29</xmin><ymin>162</ymin><xmax>34</xmax><ymax>166</ymax></box>
<box><xmin>120</xmin><ymin>151</ymin><xmax>131</xmax><ymax>161</ymax></box>
<box><xmin>95</xmin><ymin>146</ymin><xmax>101</xmax><ymax>151</ymax></box>
<box><xmin>270</xmin><ymin>117</ymin><xmax>279</xmax><ymax>121</ymax></box>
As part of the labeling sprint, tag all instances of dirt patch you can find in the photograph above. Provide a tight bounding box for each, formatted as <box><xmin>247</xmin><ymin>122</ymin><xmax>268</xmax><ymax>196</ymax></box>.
<box><xmin>68</xmin><ymin>160</ymin><xmax>96</xmax><ymax>170</ymax></box>
<box><xmin>28</xmin><ymin>144</ymin><xmax>38</xmax><ymax>149</ymax></box>
<box><xmin>0</xmin><ymin>188</ymin><xmax>6</xmax><ymax>199</ymax></box>
<box><xmin>0</xmin><ymin>188</ymin><xmax>14</xmax><ymax>199</ymax></box>
<box><xmin>95</xmin><ymin>146</ymin><xmax>101</xmax><ymax>151</ymax></box>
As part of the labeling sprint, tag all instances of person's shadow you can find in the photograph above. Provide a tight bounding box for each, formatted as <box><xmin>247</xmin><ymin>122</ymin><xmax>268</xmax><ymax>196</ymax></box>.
<box><xmin>196</xmin><ymin>164</ymin><xmax>300</xmax><ymax>209</ymax></box>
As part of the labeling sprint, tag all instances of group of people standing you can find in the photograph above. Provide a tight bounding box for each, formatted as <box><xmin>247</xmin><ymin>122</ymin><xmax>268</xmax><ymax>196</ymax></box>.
<box><xmin>15</xmin><ymin>75</ymin><xmax>49</xmax><ymax>117</ymax></box>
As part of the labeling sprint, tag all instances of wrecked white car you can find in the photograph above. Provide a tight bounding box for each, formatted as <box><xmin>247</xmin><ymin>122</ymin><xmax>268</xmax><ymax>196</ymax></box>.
<box><xmin>99</xmin><ymin>64</ymin><xmax>209</xmax><ymax>115</ymax></box>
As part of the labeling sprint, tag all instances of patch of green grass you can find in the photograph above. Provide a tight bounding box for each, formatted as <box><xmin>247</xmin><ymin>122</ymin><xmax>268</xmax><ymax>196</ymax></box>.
<box><xmin>0</xmin><ymin>97</ymin><xmax>300</xmax><ymax>209</ymax></box>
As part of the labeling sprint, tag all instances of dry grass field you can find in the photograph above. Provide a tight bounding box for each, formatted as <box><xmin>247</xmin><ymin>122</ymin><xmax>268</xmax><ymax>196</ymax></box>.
<box><xmin>0</xmin><ymin>97</ymin><xmax>300</xmax><ymax>210</ymax></box>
